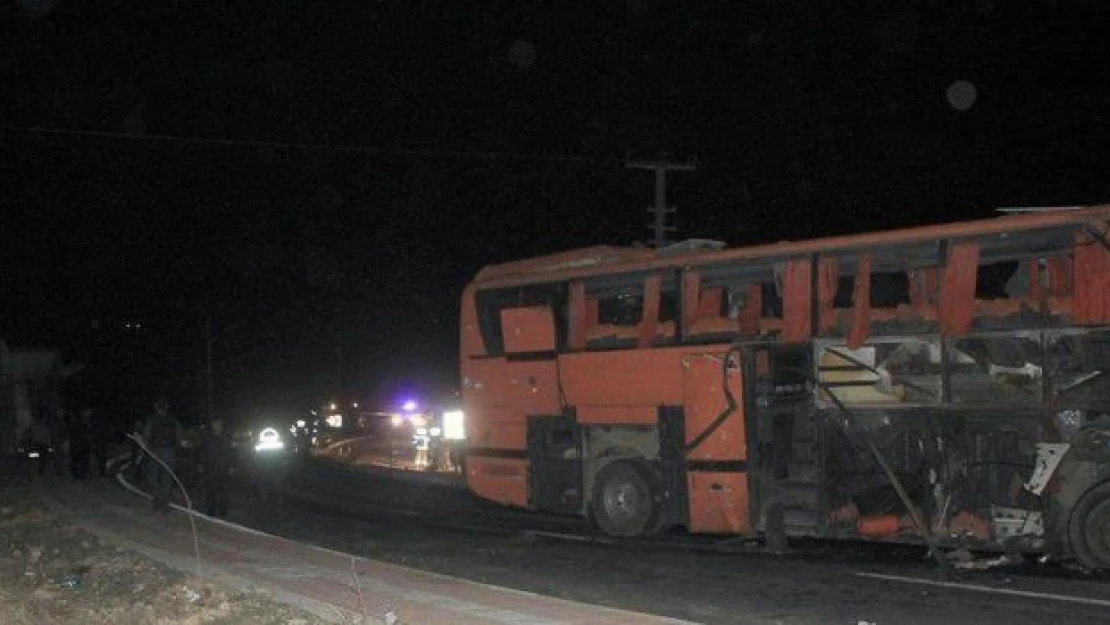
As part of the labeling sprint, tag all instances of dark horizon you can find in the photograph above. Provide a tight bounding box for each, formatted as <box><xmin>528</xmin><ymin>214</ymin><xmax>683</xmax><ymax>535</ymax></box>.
<box><xmin>3</xmin><ymin>1</ymin><xmax>1108</xmax><ymax>422</ymax></box>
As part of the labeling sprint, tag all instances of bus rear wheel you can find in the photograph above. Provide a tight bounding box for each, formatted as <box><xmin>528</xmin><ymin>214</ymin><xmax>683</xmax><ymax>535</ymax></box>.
<box><xmin>591</xmin><ymin>460</ymin><xmax>658</xmax><ymax>538</ymax></box>
<box><xmin>1068</xmin><ymin>481</ymin><xmax>1110</xmax><ymax>570</ymax></box>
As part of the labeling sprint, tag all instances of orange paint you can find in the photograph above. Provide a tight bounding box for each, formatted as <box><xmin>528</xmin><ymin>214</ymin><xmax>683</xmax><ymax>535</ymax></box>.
<box><xmin>639</xmin><ymin>274</ymin><xmax>662</xmax><ymax>348</ymax></box>
<box><xmin>782</xmin><ymin>258</ymin><xmax>812</xmax><ymax>343</ymax></box>
<box><xmin>500</xmin><ymin>307</ymin><xmax>557</xmax><ymax>353</ymax></box>
<box><xmin>858</xmin><ymin>514</ymin><xmax>901</xmax><ymax>538</ymax></box>
<box><xmin>465</xmin><ymin>357</ymin><xmax>561</xmax><ymax>418</ymax></box>
<box><xmin>576</xmin><ymin>405</ymin><xmax>657</xmax><ymax>426</ymax></box>
<box><xmin>466</xmin><ymin>457</ymin><xmax>529</xmax><ymax>507</ymax></box>
<box><xmin>568</xmin><ymin>281</ymin><xmax>587</xmax><ymax>349</ymax></box>
<box><xmin>559</xmin><ymin>348</ymin><xmax>687</xmax><ymax>407</ymax></box>
<box><xmin>681</xmin><ymin>353</ymin><xmax>746</xmax><ymax>462</ymax></box>
<box><xmin>848</xmin><ymin>254</ymin><xmax>872</xmax><ymax>349</ymax></box>
<box><xmin>940</xmin><ymin>241</ymin><xmax>980</xmax><ymax>336</ymax></box>
<box><xmin>817</xmin><ymin>257</ymin><xmax>839</xmax><ymax>333</ymax></box>
<box><xmin>1074</xmin><ymin>230</ymin><xmax>1110</xmax><ymax>324</ymax></box>
<box><xmin>687</xmin><ymin>472</ymin><xmax>751</xmax><ymax>534</ymax></box>
<box><xmin>681</xmin><ymin>271</ymin><xmax>702</xmax><ymax>329</ymax></box>
<box><xmin>459</xmin><ymin>284</ymin><xmax>484</xmax><ymax>357</ymax></box>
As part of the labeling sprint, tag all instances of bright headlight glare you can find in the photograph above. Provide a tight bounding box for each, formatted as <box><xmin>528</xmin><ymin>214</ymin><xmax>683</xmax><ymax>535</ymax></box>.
<box><xmin>255</xmin><ymin>427</ymin><xmax>284</xmax><ymax>452</ymax></box>
<box><xmin>443</xmin><ymin>410</ymin><xmax>465</xmax><ymax>440</ymax></box>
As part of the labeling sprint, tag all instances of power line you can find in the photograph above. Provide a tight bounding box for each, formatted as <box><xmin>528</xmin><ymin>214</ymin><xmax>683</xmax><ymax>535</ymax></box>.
<box><xmin>6</xmin><ymin>124</ymin><xmax>1100</xmax><ymax>174</ymax></box>
<box><xmin>6</xmin><ymin>125</ymin><xmax>632</xmax><ymax>165</ymax></box>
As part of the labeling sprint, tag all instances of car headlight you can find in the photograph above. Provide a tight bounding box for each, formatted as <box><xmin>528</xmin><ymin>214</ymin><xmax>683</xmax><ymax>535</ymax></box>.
<box><xmin>254</xmin><ymin>427</ymin><xmax>285</xmax><ymax>452</ymax></box>
<box><xmin>442</xmin><ymin>410</ymin><xmax>465</xmax><ymax>440</ymax></box>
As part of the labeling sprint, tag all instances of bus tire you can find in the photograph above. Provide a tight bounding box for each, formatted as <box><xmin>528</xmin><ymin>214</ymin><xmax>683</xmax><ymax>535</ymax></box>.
<box><xmin>1068</xmin><ymin>481</ymin><xmax>1110</xmax><ymax>570</ymax></box>
<box><xmin>591</xmin><ymin>460</ymin><xmax>658</xmax><ymax>538</ymax></box>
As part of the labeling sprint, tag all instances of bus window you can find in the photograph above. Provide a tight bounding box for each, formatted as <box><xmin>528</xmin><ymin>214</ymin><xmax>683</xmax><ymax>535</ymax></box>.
<box><xmin>1049</xmin><ymin>330</ymin><xmax>1110</xmax><ymax>418</ymax></box>
<box><xmin>475</xmin><ymin>287</ymin><xmax>517</xmax><ymax>356</ymax></box>
<box><xmin>967</xmin><ymin>226</ymin><xmax>1079</xmax><ymax>329</ymax></box>
<box><xmin>475</xmin><ymin>283</ymin><xmax>569</xmax><ymax>356</ymax></box>
<box><xmin>820</xmin><ymin>245</ymin><xmax>942</xmax><ymax>346</ymax></box>
<box><xmin>947</xmin><ymin>335</ymin><xmax>1044</xmax><ymax>405</ymax></box>
<box><xmin>685</xmin><ymin>263</ymin><xmax>783</xmax><ymax>341</ymax></box>
<box><xmin>583</xmin><ymin>272</ymin><xmax>676</xmax><ymax>349</ymax></box>
<box><xmin>816</xmin><ymin>337</ymin><xmax>943</xmax><ymax>407</ymax></box>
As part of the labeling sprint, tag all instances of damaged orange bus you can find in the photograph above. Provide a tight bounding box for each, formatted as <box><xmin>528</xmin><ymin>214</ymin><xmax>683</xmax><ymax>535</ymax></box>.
<box><xmin>459</xmin><ymin>204</ymin><xmax>1110</xmax><ymax>569</ymax></box>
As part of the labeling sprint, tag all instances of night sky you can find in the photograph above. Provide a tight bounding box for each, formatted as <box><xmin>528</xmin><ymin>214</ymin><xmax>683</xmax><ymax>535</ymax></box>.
<box><xmin>2</xmin><ymin>1</ymin><xmax>1108</xmax><ymax>423</ymax></box>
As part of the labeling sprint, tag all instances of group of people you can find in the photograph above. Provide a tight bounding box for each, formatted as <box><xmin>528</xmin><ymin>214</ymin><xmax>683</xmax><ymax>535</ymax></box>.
<box><xmin>21</xmin><ymin>397</ymin><xmax>237</xmax><ymax>520</ymax></box>
<box><xmin>136</xmin><ymin>397</ymin><xmax>236</xmax><ymax>519</ymax></box>
<box><xmin>20</xmin><ymin>405</ymin><xmax>111</xmax><ymax>479</ymax></box>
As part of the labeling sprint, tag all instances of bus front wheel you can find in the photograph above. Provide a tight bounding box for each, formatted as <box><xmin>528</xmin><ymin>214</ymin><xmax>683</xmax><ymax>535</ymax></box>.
<box><xmin>1068</xmin><ymin>481</ymin><xmax>1110</xmax><ymax>570</ymax></box>
<box><xmin>591</xmin><ymin>460</ymin><xmax>658</xmax><ymax>538</ymax></box>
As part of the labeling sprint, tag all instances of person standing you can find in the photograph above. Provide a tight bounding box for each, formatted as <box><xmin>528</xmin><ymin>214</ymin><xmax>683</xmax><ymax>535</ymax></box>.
<box><xmin>201</xmin><ymin>419</ymin><xmax>234</xmax><ymax>518</ymax></box>
<box><xmin>141</xmin><ymin>398</ymin><xmax>181</xmax><ymax>514</ymax></box>
<box><xmin>68</xmin><ymin>408</ymin><xmax>93</xmax><ymax>479</ymax></box>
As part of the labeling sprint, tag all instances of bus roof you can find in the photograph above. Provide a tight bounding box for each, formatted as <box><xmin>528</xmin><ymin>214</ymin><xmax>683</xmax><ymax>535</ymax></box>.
<box><xmin>472</xmin><ymin>203</ymin><xmax>1110</xmax><ymax>289</ymax></box>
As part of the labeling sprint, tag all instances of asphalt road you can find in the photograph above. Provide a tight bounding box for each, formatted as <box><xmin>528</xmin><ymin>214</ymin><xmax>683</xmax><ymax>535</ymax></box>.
<box><xmin>229</xmin><ymin>456</ymin><xmax>1110</xmax><ymax>625</ymax></box>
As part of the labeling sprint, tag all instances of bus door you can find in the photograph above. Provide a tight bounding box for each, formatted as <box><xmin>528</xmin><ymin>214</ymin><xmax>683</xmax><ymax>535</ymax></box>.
<box><xmin>681</xmin><ymin>349</ymin><xmax>751</xmax><ymax>534</ymax></box>
<box><xmin>744</xmin><ymin>343</ymin><xmax>824</xmax><ymax>542</ymax></box>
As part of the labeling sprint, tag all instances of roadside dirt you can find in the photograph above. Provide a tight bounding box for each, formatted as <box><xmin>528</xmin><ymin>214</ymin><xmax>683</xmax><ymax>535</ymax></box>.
<box><xmin>0</xmin><ymin>474</ymin><xmax>330</xmax><ymax>625</ymax></box>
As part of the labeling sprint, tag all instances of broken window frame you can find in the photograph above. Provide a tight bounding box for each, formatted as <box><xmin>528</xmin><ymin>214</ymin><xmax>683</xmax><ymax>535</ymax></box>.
<box><xmin>475</xmin><ymin>282</ymin><xmax>570</xmax><ymax>356</ymax></box>
<box><xmin>680</xmin><ymin>259</ymin><xmax>787</xmax><ymax>342</ymax></box>
<box><xmin>569</xmin><ymin>270</ymin><xmax>678</xmax><ymax>351</ymax></box>
<box><xmin>816</xmin><ymin>242</ymin><xmax>943</xmax><ymax>348</ymax></box>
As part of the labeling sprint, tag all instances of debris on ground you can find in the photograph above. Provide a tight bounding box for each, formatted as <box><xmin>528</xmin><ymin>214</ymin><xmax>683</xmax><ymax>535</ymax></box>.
<box><xmin>952</xmin><ymin>553</ymin><xmax>1018</xmax><ymax>571</ymax></box>
<box><xmin>0</xmin><ymin>475</ymin><xmax>331</xmax><ymax>625</ymax></box>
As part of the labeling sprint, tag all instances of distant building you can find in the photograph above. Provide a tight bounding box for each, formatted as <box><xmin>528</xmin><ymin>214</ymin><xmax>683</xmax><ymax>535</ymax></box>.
<box><xmin>0</xmin><ymin>340</ymin><xmax>72</xmax><ymax>455</ymax></box>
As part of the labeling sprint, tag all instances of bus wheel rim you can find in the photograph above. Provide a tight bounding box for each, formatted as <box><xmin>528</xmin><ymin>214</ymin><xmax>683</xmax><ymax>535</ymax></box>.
<box><xmin>604</xmin><ymin>479</ymin><xmax>641</xmax><ymax>522</ymax></box>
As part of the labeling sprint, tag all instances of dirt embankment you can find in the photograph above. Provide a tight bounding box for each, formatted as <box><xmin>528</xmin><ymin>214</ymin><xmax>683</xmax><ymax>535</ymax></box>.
<box><xmin>0</xmin><ymin>475</ymin><xmax>331</xmax><ymax>625</ymax></box>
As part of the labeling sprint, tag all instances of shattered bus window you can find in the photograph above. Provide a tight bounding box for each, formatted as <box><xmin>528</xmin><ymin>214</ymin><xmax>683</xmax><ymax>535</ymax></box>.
<box><xmin>1049</xmin><ymin>330</ymin><xmax>1110</xmax><ymax>411</ymax></box>
<box><xmin>816</xmin><ymin>338</ymin><xmax>942</xmax><ymax>407</ymax></box>
<box><xmin>947</xmin><ymin>335</ymin><xmax>1044</xmax><ymax>404</ymax></box>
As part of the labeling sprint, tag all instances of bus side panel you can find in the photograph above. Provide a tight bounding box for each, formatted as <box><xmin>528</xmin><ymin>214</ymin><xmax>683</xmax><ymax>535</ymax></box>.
<box><xmin>463</xmin><ymin>356</ymin><xmax>559</xmax><ymax>453</ymax></box>
<box><xmin>466</xmin><ymin>456</ymin><xmax>529</xmax><ymax>507</ymax></box>
<box><xmin>687</xmin><ymin>471</ymin><xmax>751</xmax><ymax>534</ymax></box>
<box><xmin>681</xmin><ymin>353</ymin><xmax>747</xmax><ymax>462</ymax></box>
<box><xmin>466</xmin><ymin>408</ymin><xmax>527</xmax><ymax>450</ymax></box>
<box><xmin>577</xmin><ymin>405</ymin><xmax>658</xmax><ymax>425</ymax></box>
<box><xmin>464</xmin><ymin>357</ymin><xmax>561</xmax><ymax>418</ymax></box>
<box><xmin>559</xmin><ymin>348</ymin><xmax>689</xmax><ymax>408</ymax></box>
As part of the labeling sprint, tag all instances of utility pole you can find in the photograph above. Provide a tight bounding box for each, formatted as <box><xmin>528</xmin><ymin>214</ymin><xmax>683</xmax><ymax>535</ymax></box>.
<box><xmin>626</xmin><ymin>160</ymin><xmax>696</xmax><ymax>248</ymax></box>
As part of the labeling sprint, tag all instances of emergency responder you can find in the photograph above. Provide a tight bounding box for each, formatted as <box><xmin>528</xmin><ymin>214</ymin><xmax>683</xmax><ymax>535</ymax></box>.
<box><xmin>201</xmin><ymin>419</ymin><xmax>234</xmax><ymax>518</ymax></box>
<box><xmin>141</xmin><ymin>398</ymin><xmax>181</xmax><ymax>514</ymax></box>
